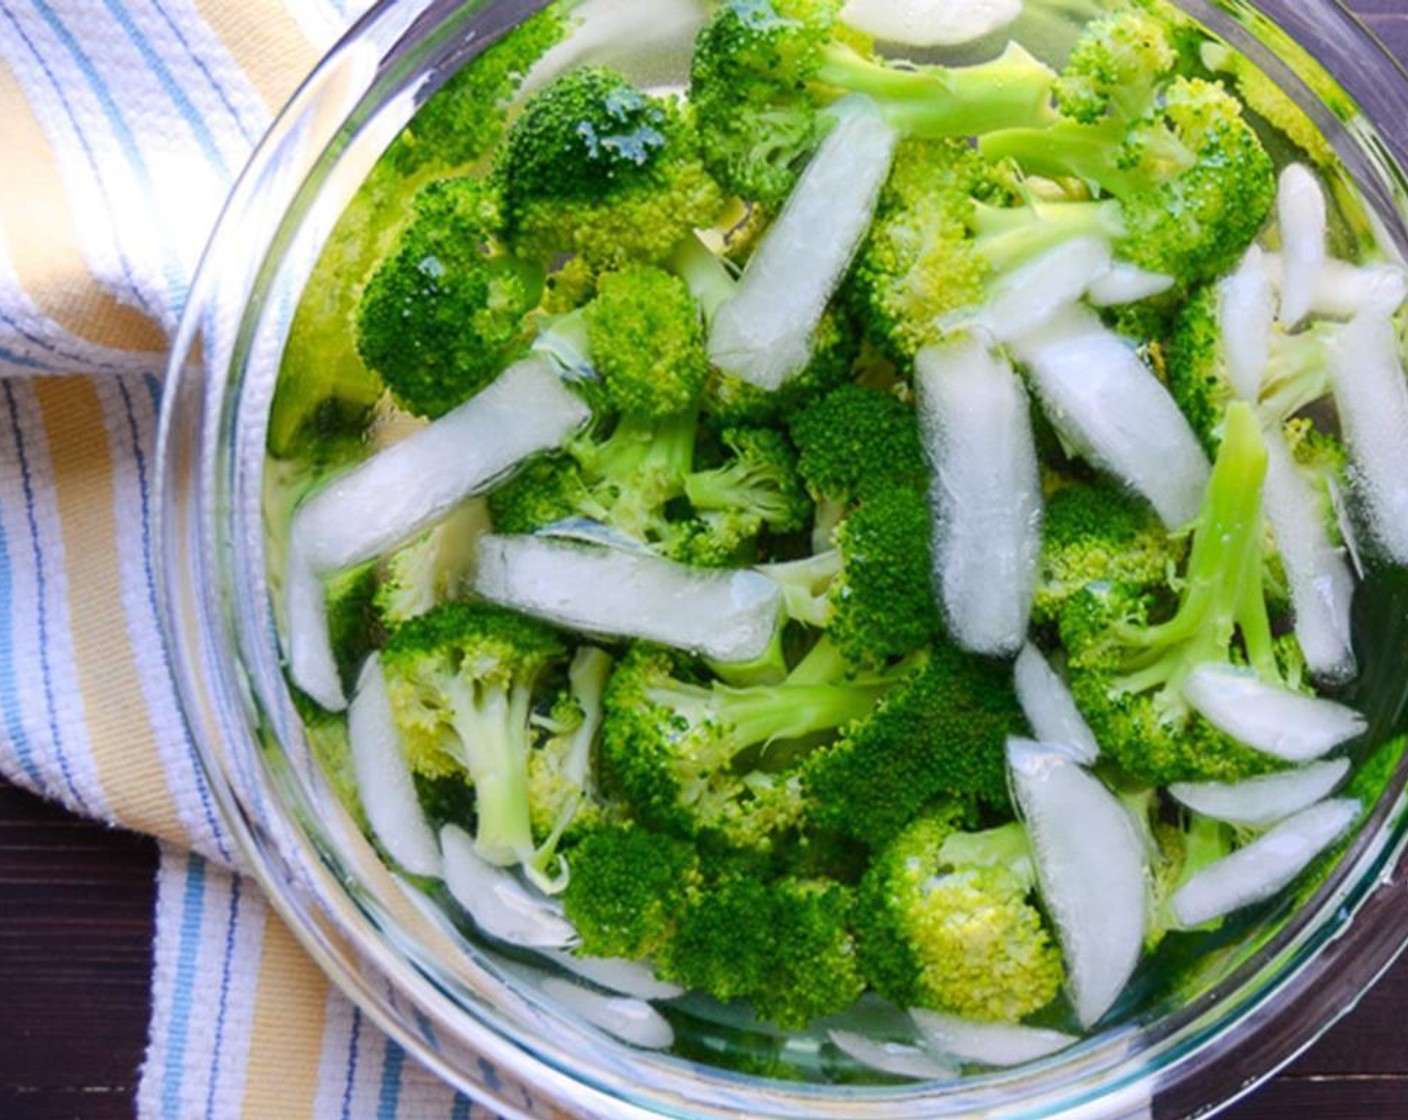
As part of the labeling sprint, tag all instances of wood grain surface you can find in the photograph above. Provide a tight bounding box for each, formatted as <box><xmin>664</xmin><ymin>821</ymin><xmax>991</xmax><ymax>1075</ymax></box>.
<box><xmin>4</xmin><ymin>2</ymin><xmax>1408</xmax><ymax>1118</ymax></box>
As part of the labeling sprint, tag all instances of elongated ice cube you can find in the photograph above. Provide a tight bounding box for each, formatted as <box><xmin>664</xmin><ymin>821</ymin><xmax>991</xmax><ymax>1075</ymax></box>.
<box><xmin>916</xmin><ymin>336</ymin><xmax>1041</xmax><ymax>656</ymax></box>
<box><xmin>475</xmin><ymin>535</ymin><xmax>782</xmax><ymax>663</ymax></box>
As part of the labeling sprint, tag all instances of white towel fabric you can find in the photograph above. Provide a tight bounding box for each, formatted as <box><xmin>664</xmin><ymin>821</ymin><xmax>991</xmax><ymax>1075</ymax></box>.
<box><xmin>0</xmin><ymin>1</ymin><xmax>515</xmax><ymax>1115</ymax></box>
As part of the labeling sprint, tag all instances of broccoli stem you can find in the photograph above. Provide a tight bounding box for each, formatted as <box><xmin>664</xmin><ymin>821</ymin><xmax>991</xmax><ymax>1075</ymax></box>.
<box><xmin>815</xmin><ymin>42</ymin><xmax>1057</xmax><ymax>138</ymax></box>
<box><xmin>445</xmin><ymin>677</ymin><xmax>536</xmax><ymax>866</ymax></box>
<box><xmin>979</xmin><ymin>116</ymin><xmax>1196</xmax><ymax>198</ymax></box>
<box><xmin>669</xmin><ymin>233</ymin><xmax>737</xmax><ymax>325</ymax></box>
<box><xmin>1119</xmin><ymin>403</ymin><xmax>1271</xmax><ymax>694</ymax></box>
<box><xmin>971</xmin><ymin>199</ymin><xmax>1126</xmax><ymax>272</ymax></box>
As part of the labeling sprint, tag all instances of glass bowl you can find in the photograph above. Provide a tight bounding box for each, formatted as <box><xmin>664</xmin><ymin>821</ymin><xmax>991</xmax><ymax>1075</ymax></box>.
<box><xmin>154</xmin><ymin>1</ymin><xmax>1408</xmax><ymax>1116</ymax></box>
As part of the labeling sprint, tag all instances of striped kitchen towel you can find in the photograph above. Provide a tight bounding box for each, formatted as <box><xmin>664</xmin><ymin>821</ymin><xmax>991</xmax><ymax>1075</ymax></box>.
<box><xmin>0</xmin><ymin>2</ymin><xmax>515</xmax><ymax>1115</ymax></box>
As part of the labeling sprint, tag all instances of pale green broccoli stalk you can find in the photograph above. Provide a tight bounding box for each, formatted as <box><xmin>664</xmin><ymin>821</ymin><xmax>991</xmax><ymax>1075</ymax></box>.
<box><xmin>856</xmin><ymin>811</ymin><xmax>1064</xmax><ymax>1022</ymax></box>
<box><xmin>494</xmin><ymin>66</ymin><xmax>726</xmax><ymax>268</ymax></box>
<box><xmin>684</xmin><ymin>427</ymin><xmax>812</xmax><ymax>535</ymax></box>
<box><xmin>380</xmin><ymin>601</ymin><xmax>567</xmax><ymax>880</ymax></box>
<box><xmin>527</xmin><ymin>646</ymin><xmax>615</xmax><ymax>853</ymax></box>
<box><xmin>1059</xmin><ymin>403</ymin><xmax>1295</xmax><ymax>785</ymax></box>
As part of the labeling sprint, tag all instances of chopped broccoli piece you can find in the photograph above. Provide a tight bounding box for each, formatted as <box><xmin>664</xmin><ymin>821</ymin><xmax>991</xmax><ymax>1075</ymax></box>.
<box><xmin>356</xmin><ymin>177</ymin><xmax>544</xmax><ymax>418</ymax></box>
<box><xmin>380</xmin><ymin>601</ymin><xmax>567</xmax><ymax>875</ymax></box>
<box><xmin>373</xmin><ymin>500</ymin><xmax>489</xmax><ymax>627</ymax></box>
<box><xmin>1034</xmin><ymin>481</ymin><xmax>1184</xmax><ymax>625</ymax></box>
<box><xmin>801</xmin><ymin>641</ymin><xmax>1023</xmax><ymax>843</ymax></box>
<box><xmin>1059</xmin><ymin>403</ymin><xmax>1296</xmax><ymax>785</ymax></box>
<box><xmin>527</xmin><ymin>646</ymin><xmax>615</xmax><ymax>846</ymax></box>
<box><xmin>789</xmin><ymin>385</ymin><xmax>928</xmax><ymax>507</ymax></box>
<box><xmin>599</xmin><ymin>642</ymin><xmax>901</xmax><ymax>839</ymax></box>
<box><xmin>689</xmin><ymin>0</ymin><xmax>1057</xmax><ymax>207</ymax></box>
<box><xmin>495</xmin><ymin>67</ymin><xmax>725</xmax><ymax>268</ymax></box>
<box><xmin>684</xmin><ymin>427</ymin><xmax>813</xmax><ymax>535</ymax></box>
<box><xmin>979</xmin><ymin>77</ymin><xmax>1277</xmax><ymax>283</ymax></box>
<box><xmin>856</xmin><ymin>812</ymin><xmax>1064</xmax><ymax>1021</ymax></box>
<box><xmin>660</xmin><ymin>873</ymin><xmax>865</xmax><ymax>1028</ymax></box>
<box><xmin>1053</xmin><ymin>7</ymin><xmax>1179</xmax><ymax>124</ymax></box>
<box><xmin>560</xmin><ymin>820</ymin><xmax>702</xmax><ymax>959</ymax></box>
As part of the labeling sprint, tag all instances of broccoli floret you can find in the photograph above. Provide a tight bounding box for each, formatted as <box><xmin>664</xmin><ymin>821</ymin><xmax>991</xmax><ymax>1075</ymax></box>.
<box><xmin>1059</xmin><ymin>403</ymin><xmax>1296</xmax><ymax>786</ymax></box>
<box><xmin>527</xmin><ymin>646</ymin><xmax>615</xmax><ymax>846</ymax></box>
<box><xmin>268</xmin><ymin>9</ymin><xmax>568</xmax><ymax>457</ymax></box>
<box><xmin>1200</xmin><ymin>40</ymin><xmax>1341</xmax><ymax>168</ymax></box>
<box><xmin>560</xmin><ymin>820</ymin><xmax>702</xmax><ymax>960</ymax></box>
<box><xmin>373</xmin><ymin>500</ymin><xmax>489</xmax><ymax>627</ymax></box>
<box><xmin>356</xmin><ymin>177</ymin><xmax>544</xmax><ymax>418</ymax></box>
<box><xmin>599</xmin><ymin>642</ymin><xmax>900</xmax><ymax>839</ymax></box>
<box><xmin>660</xmin><ymin>873</ymin><xmax>865</xmax><ymax>1028</ymax></box>
<box><xmin>829</xmin><ymin>489</ymin><xmax>941</xmax><ymax>665</ymax></box>
<box><xmin>684</xmin><ymin>427</ymin><xmax>812</xmax><ymax>535</ymax></box>
<box><xmin>979</xmin><ymin>77</ymin><xmax>1277</xmax><ymax>283</ymax></box>
<box><xmin>380</xmin><ymin>601</ymin><xmax>567</xmax><ymax>876</ymax></box>
<box><xmin>688</xmin><ymin>0</ymin><xmax>1057</xmax><ymax>208</ymax></box>
<box><xmin>789</xmin><ymin>385</ymin><xmax>928</xmax><ymax>507</ymax></box>
<box><xmin>1034</xmin><ymin>481</ymin><xmax>1184</xmax><ymax>625</ymax></box>
<box><xmin>855</xmin><ymin>813</ymin><xmax>1064</xmax><ymax>1022</ymax></box>
<box><xmin>495</xmin><ymin>67</ymin><xmax>725</xmax><ymax>268</ymax></box>
<box><xmin>801</xmin><ymin>641</ymin><xmax>1023</xmax><ymax>843</ymax></box>
<box><xmin>381</xmin><ymin>5</ymin><xmax>572</xmax><ymax>178</ymax></box>
<box><xmin>1167</xmin><ymin>284</ymin><xmax>1337</xmax><ymax>451</ymax></box>
<box><xmin>1053</xmin><ymin>7</ymin><xmax>1179</xmax><ymax>124</ymax></box>
<box><xmin>847</xmin><ymin>138</ymin><xmax>1015</xmax><ymax>363</ymax></box>
<box><xmin>586</xmin><ymin>265</ymin><xmax>711</xmax><ymax>416</ymax></box>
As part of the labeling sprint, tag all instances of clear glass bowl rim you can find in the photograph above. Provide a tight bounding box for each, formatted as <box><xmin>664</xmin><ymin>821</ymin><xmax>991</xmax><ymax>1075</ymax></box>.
<box><xmin>153</xmin><ymin>2</ymin><xmax>1408</xmax><ymax>1117</ymax></box>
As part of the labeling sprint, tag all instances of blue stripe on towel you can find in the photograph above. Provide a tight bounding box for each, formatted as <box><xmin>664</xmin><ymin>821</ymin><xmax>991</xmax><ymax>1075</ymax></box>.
<box><xmin>376</xmin><ymin>1038</ymin><xmax>405</xmax><ymax>1120</ymax></box>
<box><xmin>161</xmin><ymin>854</ymin><xmax>209</xmax><ymax>1120</ymax></box>
<box><xmin>342</xmin><ymin>1007</ymin><xmax>365</xmax><ymax>1120</ymax></box>
<box><xmin>0</xmin><ymin>489</ymin><xmax>42</xmax><ymax>787</ymax></box>
<box><xmin>203</xmin><ymin>873</ymin><xmax>244</xmax><ymax>1120</ymax></box>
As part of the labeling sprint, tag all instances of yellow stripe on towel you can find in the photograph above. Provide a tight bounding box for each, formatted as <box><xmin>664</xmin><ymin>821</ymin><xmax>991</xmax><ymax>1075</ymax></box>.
<box><xmin>0</xmin><ymin>61</ymin><xmax>166</xmax><ymax>356</ymax></box>
<box><xmin>189</xmin><ymin>0</ymin><xmax>320</xmax><ymax>116</ymax></box>
<box><xmin>241</xmin><ymin>914</ymin><xmax>331</xmax><ymax>1120</ymax></box>
<box><xmin>33</xmin><ymin>376</ymin><xmax>188</xmax><ymax>846</ymax></box>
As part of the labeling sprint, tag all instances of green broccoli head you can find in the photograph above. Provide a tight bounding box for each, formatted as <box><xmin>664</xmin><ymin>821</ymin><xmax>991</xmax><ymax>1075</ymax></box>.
<box><xmin>848</xmin><ymin>139</ymin><xmax>1004</xmax><ymax>363</ymax></box>
<box><xmin>1058</xmin><ymin>404</ymin><xmax>1300</xmax><ymax>786</ymax></box>
<box><xmin>380</xmin><ymin>4</ymin><xmax>572</xmax><ymax>179</ymax></box>
<box><xmin>560</xmin><ymin>820</ymin><xmax>701</xmax><ymax>959</ymax></box>
<box><xmin>688</xmin><ymin>0</ymin><xmax>844</xmax><ymax>208</ymax></box>
<box><xmin>802</xmin><ymin>641</ymin><xmax>1022</xmax><ymax>844</ymax></box>
<box><xmin>373</xmin><ymin>500</ymin><xmax>487</xmax><ymax>628</ymax></box>
<box><xmin>980</xmin><ymin>77</ymin><xmax>1276</xmax><ymax>284</ymax></box>
<box><xmin>690</xmin><ymin>0</ymin><xmax>1056</xmax><ymax>208</ymax></box>
<box><xmin>684</xmin><ymin>426</ymin><xmax>813</xmax><ymax>535</ymax></box>
<box><xmin>829</xmin><ymin>488</ymin><xmax>941</xmax><ymax>666</ymax></box>
<box><xmin>380</xmin><ymin>601</ymin><xmax>567</xmax><ymax>866</ymax></box>
<box><xmin>658</xmin><ymin>872</ymin><xmax>865</xmax><ymax>1028</ymax></box>
<box><xmin>356</xmin><ymin>177</ymin><xmax>543</xmax><ymax>418</ymax></box>
<box><xmin>789</xmin><ymin>385</ymin><xmax>929</xmax><ymax>507</ymax></box>
<box><xmin>486</xmin><ymin>453</ymin><xmax>602</xmax><ymax>536</ymax></box>
<box><xmin>1053</xmin><ymin>7</ymin><xmax>1179</xmax><ymax>124</ymax></box>
<box><xmin>598</xmin><ymin>643</ymin><xmax>897</xmax><ymax>839</ymax></box>
<box><xmin>1034</xmin><ymin>481</ymin><xmax>1184</xmax><ymax>625</ymax></box>
<box><xmin>856</xmin><ymin>812</ymin><xmax>1064</xmax><ymax>1022</ymax></box>
<box><xmin>496</xmin><ymin>67</ymin><xmax>725</xmax><ymax>268</ymax></box>
<box><xmin>584</xmin><ymin>265</ymin><xmax>711</xmax><ymax>418</ymax></box>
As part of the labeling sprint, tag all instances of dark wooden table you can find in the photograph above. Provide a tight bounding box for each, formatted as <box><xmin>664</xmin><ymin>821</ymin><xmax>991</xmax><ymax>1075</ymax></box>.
<box><xmin>6</xmin><ymin>3</ymin><xmax>1408</xmax><ymax>1118</ymax></box>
